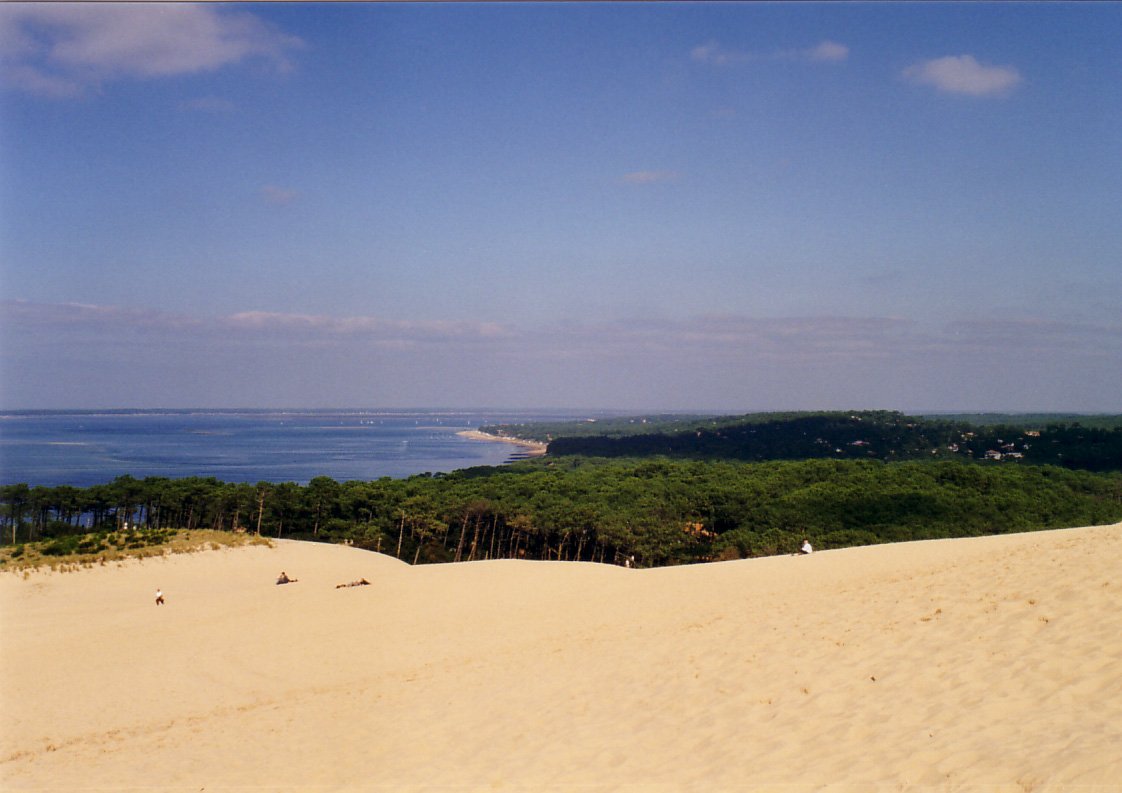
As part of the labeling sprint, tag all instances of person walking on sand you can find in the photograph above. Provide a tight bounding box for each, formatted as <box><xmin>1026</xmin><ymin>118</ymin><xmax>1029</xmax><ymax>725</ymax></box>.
<box><xmin>155</xmin><ymin>588</ymin><xmax>164</xmax><ymax>605</ymax></box>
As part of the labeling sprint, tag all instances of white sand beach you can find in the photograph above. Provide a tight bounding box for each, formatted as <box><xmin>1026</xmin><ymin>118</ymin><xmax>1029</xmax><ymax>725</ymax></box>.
<box><xmin>3</xmin><ymin>523</ymin><xmax>1121</xmax><ymax>792</ymax></box>
<box><xmin>458</xmin><ymin>429</ymin><xmax>548</xmax><ymax>456</ymax></box>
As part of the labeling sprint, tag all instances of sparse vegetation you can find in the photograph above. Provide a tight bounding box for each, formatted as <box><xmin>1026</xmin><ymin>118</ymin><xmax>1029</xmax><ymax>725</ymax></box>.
<box><xmin>0</xmin><ymin>529</ymin><xmax>271</xmax><ymax>573</ymax></box>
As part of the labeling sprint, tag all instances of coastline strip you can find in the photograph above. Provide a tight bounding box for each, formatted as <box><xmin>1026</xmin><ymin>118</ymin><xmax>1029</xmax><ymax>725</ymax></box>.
<box><xmin>457</xmin><ymin>430</ymin><xmax>548</xmax><ymax>456</ymax></box>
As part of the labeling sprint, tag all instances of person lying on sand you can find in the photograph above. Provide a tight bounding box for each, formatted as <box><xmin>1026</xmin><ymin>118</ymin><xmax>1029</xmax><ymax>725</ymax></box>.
<box><xmin>276</xmin><ymin>572</ymin><xmax>297</xmax><ymax>585</ymax></box>
<box><xmin>335</xmin><ymin>578</ymin><xmax>371</xmax><ymax>589</ymax></box>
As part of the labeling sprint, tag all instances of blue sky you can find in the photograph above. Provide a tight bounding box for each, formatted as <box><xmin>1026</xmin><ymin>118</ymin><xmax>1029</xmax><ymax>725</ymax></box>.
<box><xmin>1</xmin><ymin>2</ymin><xmax>1120</xmax><ymax>412</ymax></box>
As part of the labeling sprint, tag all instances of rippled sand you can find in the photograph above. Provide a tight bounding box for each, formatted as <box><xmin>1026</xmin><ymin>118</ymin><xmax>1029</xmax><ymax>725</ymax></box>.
<box><xmin>3</xmin><ymin>523</ymin><xmax>1120</xmax><ymax>791</ymax></box>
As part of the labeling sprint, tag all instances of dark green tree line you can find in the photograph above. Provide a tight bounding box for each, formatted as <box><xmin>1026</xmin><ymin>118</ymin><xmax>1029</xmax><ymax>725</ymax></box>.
<box><xmin>4</xmin><ymin>458</ymin><xmax>1121</xmax><ymax>567</ymax></box>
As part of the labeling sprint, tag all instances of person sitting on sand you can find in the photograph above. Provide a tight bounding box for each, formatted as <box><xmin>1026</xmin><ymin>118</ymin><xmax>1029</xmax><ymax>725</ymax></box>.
<box><xmin>155</xmin><ymin>588</ymin><xmax>164</xmax><ymax>606</ymax></box>
<box><xmin>276</xmin><ymin>572</ymin><xmax>297</xmax><ymax>585</ymax></box>
<box><xmin>799</xmin><ymin>538</ymin><xmax>814</xmax><ymax>555</ymax></box>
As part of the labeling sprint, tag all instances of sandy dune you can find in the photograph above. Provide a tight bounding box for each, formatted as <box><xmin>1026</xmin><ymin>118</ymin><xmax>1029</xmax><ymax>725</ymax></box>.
<box><xmin>3</xmin><ymin>523</ymin><xmax>1121</xmax><ymax>792</ymax></box>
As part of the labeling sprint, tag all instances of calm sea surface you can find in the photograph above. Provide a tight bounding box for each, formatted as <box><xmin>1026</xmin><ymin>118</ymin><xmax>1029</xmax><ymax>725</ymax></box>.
<box><xmin>0</xmin><ymin>410</ymin><xmax>590</xmax><ymax>487</ymax></box>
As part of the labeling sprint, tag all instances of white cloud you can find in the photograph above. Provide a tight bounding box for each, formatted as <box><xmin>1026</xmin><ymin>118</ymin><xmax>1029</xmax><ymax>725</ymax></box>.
<box><xmin>806</xmin><ymin>41</ymin><xmax>849</xmax><ymax>62</ymax></box>
<box><xmin>903</xmin><ymin>55</ymin><xmax>1022</xmax><ymax>97</ymax></box>
<box><xmin>0</xmin><ymin>4</ymin><xmax>303</xmax><ymax>97</ymax></box>
<box><xmin>690</xmin><ymin>41</ymin><xmax>752</xmax><ymax>66</ymax></box>
<box><xmin>691</xmin><ymin>40</ymin><xmax>848</xmax><ymax>66</ymax></box>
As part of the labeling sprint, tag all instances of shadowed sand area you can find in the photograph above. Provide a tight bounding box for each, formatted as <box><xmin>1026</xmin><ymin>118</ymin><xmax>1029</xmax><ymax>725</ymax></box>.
<box><xmin>3</xmin><ymin>523</ymin><xmax>1121</xmax><ymax>792</ymax></box>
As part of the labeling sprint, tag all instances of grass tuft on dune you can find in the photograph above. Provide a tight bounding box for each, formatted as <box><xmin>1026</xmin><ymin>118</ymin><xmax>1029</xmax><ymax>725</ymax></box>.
<box><xmin>0</xmin><ymin>528</ymin><xmax>272</xmax><ymax>575</ymax></box>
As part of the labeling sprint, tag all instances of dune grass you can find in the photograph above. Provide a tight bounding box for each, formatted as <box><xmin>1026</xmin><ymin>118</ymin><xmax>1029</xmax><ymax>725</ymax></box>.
<box><xmin>0</xmin><ymin>529</ymin><xmax>272</xmax><ymax>574</ymax></box>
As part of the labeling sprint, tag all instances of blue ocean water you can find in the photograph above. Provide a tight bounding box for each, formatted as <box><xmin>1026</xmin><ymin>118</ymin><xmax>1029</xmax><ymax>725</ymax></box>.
<box><xmin>0</xmin><ymin>410</ymin><xmax>586</xmax><ymax>487</ymax></box>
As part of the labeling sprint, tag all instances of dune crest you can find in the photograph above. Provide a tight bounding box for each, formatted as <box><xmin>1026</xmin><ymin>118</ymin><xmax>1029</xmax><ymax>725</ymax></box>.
<box><xmin>3</xmin><ymin>524</ymin><xmax>1121</xmax><ymax>791</ymax></box>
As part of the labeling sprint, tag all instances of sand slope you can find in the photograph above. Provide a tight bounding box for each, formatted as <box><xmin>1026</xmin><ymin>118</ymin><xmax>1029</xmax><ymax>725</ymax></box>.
<box><xmin>3</xmin><ymin>524</ymin><xmax>1121</xmax><ymax>792</ymax></box>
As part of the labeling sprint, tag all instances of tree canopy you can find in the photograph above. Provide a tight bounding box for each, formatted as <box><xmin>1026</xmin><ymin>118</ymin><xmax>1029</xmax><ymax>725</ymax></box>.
<box><xmin>485</xmin><ymin>411</ymin><xmax>1122</xmax><ymax>472</ymax></box>
<box><xmin>4</xmin><ymin>457</ymin><xmax>1121</xmax><ymax>568</ymax></box>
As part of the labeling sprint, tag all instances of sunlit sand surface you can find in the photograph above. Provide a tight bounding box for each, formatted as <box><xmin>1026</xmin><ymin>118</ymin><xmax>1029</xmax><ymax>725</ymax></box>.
<box><xmin>3</xmin><ymin>523</ymin><xmax>1120</xmax><ymax>791</ymax></box>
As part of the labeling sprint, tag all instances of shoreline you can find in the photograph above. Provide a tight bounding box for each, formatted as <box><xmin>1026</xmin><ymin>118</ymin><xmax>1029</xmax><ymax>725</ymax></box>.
<box><xmin>457</xmin><ymin>429</ymin><xmax>548</xmax><ymax>456</ymax></box>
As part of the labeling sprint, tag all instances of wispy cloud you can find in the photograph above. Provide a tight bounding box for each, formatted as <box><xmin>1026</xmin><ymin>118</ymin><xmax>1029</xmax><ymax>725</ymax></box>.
<box><xmin>0</xmin><ymin>300</ymin><xmax>201</xmax><ymax>332</ymax></box>
<box><xmin>0</xmin><ymin>5</ymin><xmax>303</xmax><ymax>98</ymax></box>
<box><xmin>940</xmin><ymin>318</ymin><xmax>1122</xmax><ymax>355</ymax></box>
<box><xmin>1</xmin><ymin>63</ymin><xmax>81</xmax><ymax>99</ymax></box>
<box><xmin>691</xmin><ymin>40</ymin><xmax>848</xmax><ymax>66</ymax></box>
<box><xmin>690</xmin><ymin>41</ymin><xmax>749</xmax><ymax>66</ymax></box>
<box><xmin>8</xmin><ymin>301</ymin><xmax>1119</xmax><ymax>361</ymax></box>
<box><xmin>5</xmin><ymin>302</ymin><xmax>1119</xmax><ymax>409</ymax></box>
<box><xmin>509</xmin><ymin>314</ymin><xmax>1122</xmax><ymax>372</ymax></box>
<box><xmin>224</xmin><ymin>311</ymin><xmax>510</xmax><ymax>344</ymax></box>
<box><xmin>804</xmin><ymin>41</ymin><xmax>849</xmax><ymax>63</ymax></box>
<box><xmin>539</xmin><ymin>316</ymin><xmax>920</xmax><ymax>362</ymax></box>
<box><xmin>902</xmin><ymin>55</ymin><xmax>1022</xmax><ymax>97</ymax></box>
<box><xmin>179</xmin><ymin>96</ymin><xmax>236</xmax><ymax>113</ymax></box>
<box><xmin>260</xmin><ymin>185</ymin><xmax>299</xmax><ymax>206</ymax></box>
<box><xmin>0</xmin><ymin>301</ymin><xmax>510</xmax><ymax>348</ymax></box>
<box><xmin>620</xmin><ymin>170</ymin><xmax>680</xmax><ymax>186</ymax></box>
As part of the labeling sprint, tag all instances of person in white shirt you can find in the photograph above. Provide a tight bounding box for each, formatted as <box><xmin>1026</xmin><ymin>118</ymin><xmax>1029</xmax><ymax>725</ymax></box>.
<box><xmin>155</xmin><ymin>588</ymin><xmax>165</xmax><ymax>605</ymax></box>
<box><xmin>799</xmin><ymin>539</ymin><xmax>813</xmax><ymax>555</ymax></box>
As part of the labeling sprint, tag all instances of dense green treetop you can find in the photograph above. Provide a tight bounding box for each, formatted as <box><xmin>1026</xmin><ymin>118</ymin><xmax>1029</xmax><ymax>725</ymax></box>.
<box><xmin>4</xmin><ymin>457</ymin><xmax>1121</xmax><ymax>568</ymax></box>
<box><xmin>928</xmin><ymin>413</ymin><xmax>1122</xmax><ymax>430</ymax></box>
<box><xmin>484</xmin><ymin>411</ymin><xmax>1122</xmax><ymax>472</ymax></box>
